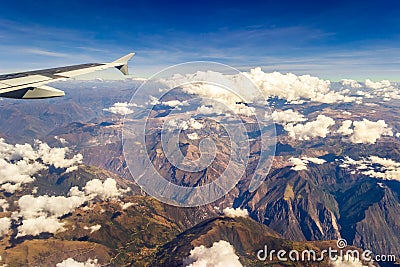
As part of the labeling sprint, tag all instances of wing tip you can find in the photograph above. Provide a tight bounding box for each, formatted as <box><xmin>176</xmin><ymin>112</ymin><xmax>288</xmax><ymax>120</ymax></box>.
<box><xmin>113</xmin><ymin>52</ymin><xmax>135</xmax><ymax>75</ymax></box>
<box><xmin>113</xmin><ymin>52</ymin><xmax>135</xmax><ymax>64</ymax></box>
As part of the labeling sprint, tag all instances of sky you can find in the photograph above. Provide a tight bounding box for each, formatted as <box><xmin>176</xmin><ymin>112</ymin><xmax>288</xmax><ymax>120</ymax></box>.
<box><xmin>0</xmin><ymin>0</ymin><xmax>399</xmax><ymax>80</ymax></box>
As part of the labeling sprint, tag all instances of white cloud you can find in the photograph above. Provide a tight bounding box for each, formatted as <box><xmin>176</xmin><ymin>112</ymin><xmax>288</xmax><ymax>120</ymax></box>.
<box><xmin>65</xmin><ymin>165</ymin><xmax>79</xmax><ymax>173</ymax></box>
<box><xmin>147</xmin><ymin>95</ymin><xmax>161</xmax><ymax>106</ymax></box>
<box><xmin>348</xmin><ymin>119</ymin><xmax>392</xmax><ymax>144</ymax></box>
<box><xmin>185</xmin><ymin>240</ymin><xmax>242</xmax><ymax>267</ymax></box>
<box><xmin>340</xmin><ymin>156</ymin><xmax>400</xmax><ymax>181</ymax></box>
<box><xmin>289</xmin><ymin>157</ymin><xmax>326</xmax><ymax>171</ymax></box>
<box><xmin>15</xmin><ymin>193</ymin><xmax>87</xmax><ymax>237</ymax></box>
<box><xmin>289</xmin><ymin>157</ymin><xmax>308</xmax><ymax>171</ymax></box>
<box><xmin>365</xmin><ymin>79</ymin><xmax>391</xmax><ymax>89</ymax></box>
<box><xmin>362</xmin><ymin>80</ymin><xmax>400</xmax><ymax>101</ymax></box>
<box><xmin>103</xmin><ymin>102</ymin><xmax>136</xmax><ymax>115</ymax></box>
<box><xmin>182</xmin><ymin>82</ymin><xmax>256</xmax><ymax>116</ymax></box>
<box><xmin>84</xmin><ymin>224</ymin><xmax>101</xmax><ymax>234</ymax></box>
<box><xmin>187</xmin><ymin>132</ymin><xmax>199</xmax><ymax>140</ymax></box>
<box><xmin>83</xmin><ymin>178</ymin><xmax>123</xmax><ymax>200</ymax></box>
<box><xmin>162</xmin><ymin>99</ymin><xmax>189</xmax><ymax>108</ymax></box>
<box><xmin>271</xmin><ymin>109</ymin><xmax>306</xmax><ymax>125</ymax></box>
<box><xmin>0</xmin><ymin>217</ymin><xmax>11</xmax><ymax>237</ymax></box>
<box><xmin>120</xmin><ymin>202</ymin><xmax>135</xmax><ymax>210</ymax></box>
<box><xmin>0</xmin><ymin>157</ymin><xmax>44</xmax><ymax>190</ymax></box>
<box><xmin>0</xmin><ymin>199</ymin><xmax>9</xmax><ymax>212</ymax></box>
<box><xmin>283</xmin><ymin>115</ymin><xmax>335</xmax><ymax>140</ymax></box>
<box><xmin>18</xmin><ymin>194</ymin><xmax>87</xmax><ymax>219</ymax></box>
<box><xmin>54</xmin><ymin>136</ymin><xmax>68</xmax><ymax>145</ymax></box>
<box><xmin>197</xmin><ymin>105</ymin><xmax>215</xmax><ymax>115</ymax></box>
<box><xmin>337</xmin><ymin>120</ymin><xmax>354</xmax><ymax>136</ymax></box>
<box><xmin>1</xmin><ymin>183</ymin><xmax>23</xmax><ymax>193</ymax></box>
<box><xmin>146</xmin><ymin>96</ymin><xmax>189</xmax><ymax>109</ymax></box>
<box><xmin>364</xmin><ymin>103</ymin><xmax>378</xmax><ymax>107</ymax></box>
<box><xmin>0</xmin><ymin>139</ymin><xmax>82</xmax><ymax>193</ymax></box>
<box><xmin>37</xmin><ymin>141</ymin><xmax>83</xmax><ymax>169</ymax></box>
<box><xmin>245</xmin><ymin>68</ymin><xmax>355</xmax><ymax>104</ymax></box>
<box><xmin>167</xmin><ymin>118</ymin><xmax>204</xmax><ymax>131</ymax></box>
<box><xmin>305</xmin><ymin>157</ymin><xmax>326</xmax><ymax>164</ymax></box>
<box><xmin>188</xmin><ymin>119</ymin><xmax>204</xmax><ymax>130</ymax></box>
<box><xmin>15</xmin><ymin>177</ymin><xmax>126</xmax><ymax>237</ymax></box>
<box><xmin>160</xmin><ymin>69</ymin><xmax>353</xmax><ymax>116</ymax></box>
<box><xmin>56</xmin><ymin>258</ymin><xmax>99</xmax><ymax>267</ymax></box>
<box><xmin>341</xmin><ymin>79</ymin><xmax>362</xmax><ymax>88</ymax></box>
<box><xmin>223</xmin><ymin>207</ymin><xmax>249</xmax><ymax>218</ymax></box>
<box><xmin>17</xmin><ymin>216</ymin><xmax>65</xmax><ymax>237</ymax></box>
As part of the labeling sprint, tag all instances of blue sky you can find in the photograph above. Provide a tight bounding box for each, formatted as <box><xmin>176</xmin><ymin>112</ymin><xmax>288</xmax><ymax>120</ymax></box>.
<box><xmin>0</xmin><ymin>0</ymin><xmax>399</xmax><ymax>80</ymax></box>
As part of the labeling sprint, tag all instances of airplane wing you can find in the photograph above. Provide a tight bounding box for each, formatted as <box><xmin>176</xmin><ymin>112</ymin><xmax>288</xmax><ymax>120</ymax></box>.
<box><xmin>0</xmin><ymin>52</ymin><xmax>135</xmax><ymax>99</ymax></box>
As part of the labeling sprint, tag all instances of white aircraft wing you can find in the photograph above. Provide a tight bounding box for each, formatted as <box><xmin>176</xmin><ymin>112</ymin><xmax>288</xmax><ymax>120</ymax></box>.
<box><xmin>0</xmin><ymin>52</ymin><xmax>135</xmax><ymax>99</ymax></box>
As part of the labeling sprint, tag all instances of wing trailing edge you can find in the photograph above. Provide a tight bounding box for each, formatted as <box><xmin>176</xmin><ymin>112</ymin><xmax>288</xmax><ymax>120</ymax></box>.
<box><xmin>0</xmin><ymin>52</ymin><xmax>135</xmax><ymax>99</ymax></box>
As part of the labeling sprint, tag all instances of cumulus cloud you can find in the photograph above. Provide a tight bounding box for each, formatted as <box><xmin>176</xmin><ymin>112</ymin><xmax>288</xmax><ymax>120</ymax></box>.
<box><xmin>0</xmin><ymin>217</ymin><xmax>11</xmax><ymax>237</ymax></box>
<box><xmin>245</xmin><ymin>68</ymin><xmax>355</xmax><ymax>104</ymax></box>
<box><xmin>184</xmin><ymin>83</ymin><xmax>255</xmax><ymax>116</ymax></box>
<box><xmin>18</xmin><ymin>194</ymin><xmax>87</xmax><ymax>219</ymax></box>
<box><xmin>223</xmin><ymin>207</ymin><xmax>249</xmax><ymax>218</ymax></box>
<box><xmin>1</xmin><ymin>183</ymin><xmax>23</xmax><ymax>194</ymax></box>
<box><xmin>340</xmin><ymin>156</ymin><xmax>400</xmax><ymax>181</ymax></box>
<box><xmin>120</xmin><ymin>202</ymin><xmax>135</xmax><ymax>210</ymax></box>
<box><xmin>56</xmin><ymin>258</ymin><xmax>99</xmax><ymax>267</ymax></box>
<box><xmin>167</xmin><ymin>118</ymin><xmax>204</xmax><ymax>131</ymax></box>
<box><xmin>271</xmin><ymin>109</ymin><xmax>306</xmax><ymax>125</ymax></box>
<box><xmin>364</xmin><ymin>102</ymin><xmax>378</xmax><ymax>107</ymax></box>
<box><xmin>365</xmin><ymin>79</ymin><xmax>391</xmax><ymax>89</ymax></box>
<box><xmin>160</xmin><ymin>69</ymin><xmax>354</xmax><ymax>117</ymax></box>
<box><xmin>338</xmin><ymin>119</ymin><xmax>393</xmax><ymax>144</ymax></box>
<box><xmin>15</xmin><ymin>193</ymin><xmax>88</xmax><ymax>237</ymax></box>
<box><xmin>0</xmin><ymin>153</ymin><xmax>44</xmax><ymax>191</ymax></box>
<box><xmin>14</xmin><ymin>177</ymin><xmax>126</xmax><ymax>237</ymax></box>
<box><xmin>147</xmin><ymin>96</ymin><xmax>189</xmax><ymax>109</ymax></box>
<box><xmin>337</xmin><ymin>120</ymin><xmax>354</xmax><ymax>136</ymax></box>
<box><xmin>0</xmin><ymin>139</ymin><xmax>82</xmax><ymax>193</ymax></box>
<box><xmin>17</xmin><ymin>216</ymin><xmax>65</xmax><ymax>237</ymax></box>
<box><xmin>83</xmin><ymin>178</ymin><xmax>124</xmax><ymax>200</ymax></box>
<box><xmin>289</xmin><ymin>157</ymin><xmax>326</xmax><ymax>171</ymax></box>
<box><xmin>289</xmin><ymin>157</ymin><xmax>308</xmax><ymax>171</ymax></box>
<box><xmin>37</xmin><ymin>141</ymin><xmax>83</xmax><ymax>169</ymax></box>
<box><xmin>65</xmin><ymin>165</ymin><xmax>79</xmax><ymax>173</ymax></box>
<box><xmin>341</xmin><ymin>79</ymin><xmax>362</xmax><ymax>88</ymax></box>
<box><xmin>0</xmin><ymin>199</ymin><xmax>9</xmax><ymax>212</ymax></box>
<box><xmin>54</xmin><ymin>136</ymin><xmax>68</xmax><ymax>145</ymax></box>
<box><xmin>283</xmin><ymin>115</ymin><xmax>335</xmax><ymax>140</ymax></box>
<box><xmin>360</xmin><ymin>79</ymin><xmax>400</xmax><ymax>101</ymax></box>
<box><xmin>103</xmin><ymin>102</ymin><xmax>137</xmax><ymax>115</ymax></box>
<box><xmin>187</xmin><ymin>132</ymin><xmax>199</xmax><ymax>140</ymax></box>
<box><xmin>161</xmin><ymin>71</ymin><xmax>257</xmax><ymax>116</ymax></box>
<box><xmin>185</xmin><ymin>240</ymin><xmax>242</xmax><ymax>267</ymax></box>
<box><xmin>162</xmin><ymin>99</ymin><xmax>189</xmax><ymax>108</ymax></box>
<box><xmin>84</xmin><ymin>224</ymin><xmax>101</xmax><ymax>234</ymax></box>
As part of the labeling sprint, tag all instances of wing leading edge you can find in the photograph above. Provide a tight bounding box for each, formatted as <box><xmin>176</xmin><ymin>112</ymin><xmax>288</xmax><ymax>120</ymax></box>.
<box><xmin>0</xmin><ymin>52</ymin><xmax>135</xmax><ymax>99</ymax></box>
